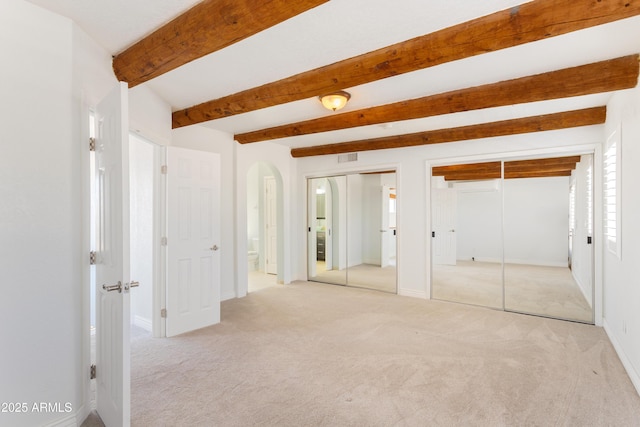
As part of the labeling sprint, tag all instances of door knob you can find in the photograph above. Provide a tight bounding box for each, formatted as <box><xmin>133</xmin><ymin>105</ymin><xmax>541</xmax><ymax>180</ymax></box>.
<box><xmin>124</xmin><ymin>281</ymin><xmax>139</xmax><ymax>292</ymax></box>
<box><xmin>103</xmin><ymin>281</ymin><xmax>122</xmax><ymax>293</ymax></box>
<box><xmin>210</xmin><ymin>245</ymin><xmax>219</xmax><ymax>251</ymax></box>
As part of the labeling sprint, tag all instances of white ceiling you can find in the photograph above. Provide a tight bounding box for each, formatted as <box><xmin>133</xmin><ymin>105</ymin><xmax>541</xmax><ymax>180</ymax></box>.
<box><xmin>25</xmin><ymin>0</ymin><xmax>640</xmax><ymax>149</ymax></box>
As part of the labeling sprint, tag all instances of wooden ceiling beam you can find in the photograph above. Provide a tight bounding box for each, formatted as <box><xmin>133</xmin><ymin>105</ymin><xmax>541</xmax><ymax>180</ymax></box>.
<box><xmin>290</xmin><ymin>107</ymin><xmax>606</xmax><ymax>158</ymax></box>
<box><xmin>112</xmin><ymin>0</ymin><xmax>328</xmax><ymax>88</ymax></box>
<box><xmin>505</xmin><ymin>163</ymin><xmax>576</xmax><ymax>173</ymax></box>
<box><xmin>433</xmin><ymin>162</ymin><xmax>501</xmax><ymax>176</ymax></box>
<box><xmin>443</xmin><ymin>172</ymin><xmax>502</xmax><ymax>181</ymax></box>
<box><xmin>434</xmin><ymin>155</ymin><xmax>581</xmax><ymax>181</ymax></box>
<box><xmin>505</xmin><ymin>170</ymin><xmax>573</xmax><ymax>179</ymax></box>
<box><xmin>173</xmin><ymin>0</ymin><xmax>640</xmax><ymax>128</ymax></box>
<box><xmin>505</xmin><ymin>156</ymin><xmax>581</xmax><ymax>168</ymax></box>
<box><xmin>442</xmin><ymin>170</ymin><xmax>573</xmax><ymax>180</ymax></box>
<box><xmin>241</xmin><ymin>56</ymin><xmax>636</xmax><ymax>144</ymax></box>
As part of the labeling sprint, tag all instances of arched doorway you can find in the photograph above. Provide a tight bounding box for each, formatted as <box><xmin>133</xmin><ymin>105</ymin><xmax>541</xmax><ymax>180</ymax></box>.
<box><xmin>246</xmin><ymin>161</ymin><xmax>284</xmax><ymax>292</ymax></box>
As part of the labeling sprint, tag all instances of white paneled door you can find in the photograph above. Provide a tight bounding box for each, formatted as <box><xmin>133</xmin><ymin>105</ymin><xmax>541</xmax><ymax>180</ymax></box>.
<box><xmin>433</xmin><ymin>188</ymin><xmax>457</xmax><ymax>266</ymax></box>
<box><xmin>166</xmin><ymin>147</ymin><xmax>221</xmax><ymax>337</ymax></box>
<box><xmin>95</xmin><ymin>82</ymin><xmax>131</xmax><ymax>427</ymax></box>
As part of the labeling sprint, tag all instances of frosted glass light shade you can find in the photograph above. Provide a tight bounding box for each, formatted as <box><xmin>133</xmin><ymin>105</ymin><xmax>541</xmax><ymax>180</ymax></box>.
<box><xmin>319</xmin><ymin>91</ymin><xmax>350</xmax><ymax>111</ymax></box>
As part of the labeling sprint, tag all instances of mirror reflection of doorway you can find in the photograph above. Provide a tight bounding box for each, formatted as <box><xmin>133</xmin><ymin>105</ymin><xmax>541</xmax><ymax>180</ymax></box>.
<box><xmin>308</xmin><ymin>172</ymin><xmax>397</xmax><ymax>293</ymax></box>
<box><xmin>431</xmin><ymin>155</ymin><xmax>594</xmax><ymax>323</ymax></box>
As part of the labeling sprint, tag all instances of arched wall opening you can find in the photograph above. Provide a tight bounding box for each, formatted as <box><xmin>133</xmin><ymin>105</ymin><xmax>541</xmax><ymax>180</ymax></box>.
<box><xmin>246</xmin><ymin>161</ymin><xmax>285</xmax><ymax>290</ymax></box>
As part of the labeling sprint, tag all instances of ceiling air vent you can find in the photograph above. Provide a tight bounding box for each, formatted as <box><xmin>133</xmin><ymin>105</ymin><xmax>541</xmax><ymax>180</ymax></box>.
<box><xmin>338</xmin><ymin>153</ymin><xmax>358</xmax><ymax>163</ymax></box>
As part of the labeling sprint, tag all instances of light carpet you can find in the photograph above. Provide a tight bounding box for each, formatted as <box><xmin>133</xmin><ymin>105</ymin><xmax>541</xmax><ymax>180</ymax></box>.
<box><xmin>433</xmin><ymin>261</ymin><xmax>593</xmax><ymax>323</ymax></box>
<box><xmin>122</xmin><ymin>281</ymin><xmax>640</xmax><ymax>426</ymax></box>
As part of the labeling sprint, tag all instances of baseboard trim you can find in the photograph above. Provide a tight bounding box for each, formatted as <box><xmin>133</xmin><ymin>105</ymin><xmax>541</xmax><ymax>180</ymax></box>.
<box><xmin>43</xmin><ymin>411</ymin><xmax>78</xmax><ymax>427</ymax></box>
<box><xmin>398</xmin><ymin>288</ymin><xmax>427</xmax><ymax>299</ymax></box>
<box><xmin>603</xmin><ymin>319</ymin><xmax>640</xmax><ymax>396</ymax></box>
<box><xmin>133</xmin><ymin>315</ymin><xmax>152</xmax><ymax>331</ymax></box>
<box><xmin>221</xmin><ymin>290</ymin><xmax>236</xmax><ymax>301</ymax></box>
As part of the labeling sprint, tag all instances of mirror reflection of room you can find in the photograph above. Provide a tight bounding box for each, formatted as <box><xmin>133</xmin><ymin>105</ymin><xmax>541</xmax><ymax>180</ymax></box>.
<box><xmin>308</xmin><ymin>172</ymin><xmax>397</xmax><ymax>293</ymax></box>
<box><xmin>431</xmin><ymin>155</ymin><xmax>594</xmax><ymax>323</ymax></box>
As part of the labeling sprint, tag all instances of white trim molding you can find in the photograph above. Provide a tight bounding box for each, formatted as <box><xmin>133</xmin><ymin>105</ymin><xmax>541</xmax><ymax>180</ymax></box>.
<box><xmin>603</xmin><ymin>319</ymin><xmax>640</xmax><ymax>396</ymax></box>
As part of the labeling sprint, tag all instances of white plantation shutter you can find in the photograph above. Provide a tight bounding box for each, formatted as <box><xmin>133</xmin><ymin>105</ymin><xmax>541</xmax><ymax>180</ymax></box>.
<box><xmin>586</xmin><ymin>160</ymin><xmax>593</xmax><ymax>237</ymax></box>
<box><xmin>604</xmin><ymin>129</ymin><xmax>620</xmax><ymax>256</ymax></box>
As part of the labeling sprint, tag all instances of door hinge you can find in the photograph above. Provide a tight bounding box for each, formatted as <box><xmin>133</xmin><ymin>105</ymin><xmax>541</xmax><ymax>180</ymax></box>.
<box><xmin>587</xmin><ymin>236</ymin><xmax>593</xmax><ymax>245</ymax></box>
<box><xmin>89</xmin><ymin>251</ymin><xmax>96</xmax><ymax>265</ymax></box>
<box><xmin>90</xmin><ymin>364</ymin><xmax>96</xmax><ymax>380</ymax></box>
<box><xmin>160</xmin><ymin>308</ymin><xmax>167</xmax><ymax>318</ymax></box>
<box><xmin>89</xmin><ymin>137</ymin><xmax>96</xmax><ymax>152</ymax></box>
<box><xmin>160</xmin><ymin>165</ymin><xmax>167</xmax><ymax>174</ymax></box>
<box><xmin>161</xmin><ymin>237</ymin><xmax>168</xmax><ymax>246</ymax></box>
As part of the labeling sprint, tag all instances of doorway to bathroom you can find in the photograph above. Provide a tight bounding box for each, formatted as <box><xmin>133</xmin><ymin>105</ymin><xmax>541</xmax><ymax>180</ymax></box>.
<box><xmin>246</xmin><ymin>162</ymin><xmax>281</xmax><ymax>292</ymax></box>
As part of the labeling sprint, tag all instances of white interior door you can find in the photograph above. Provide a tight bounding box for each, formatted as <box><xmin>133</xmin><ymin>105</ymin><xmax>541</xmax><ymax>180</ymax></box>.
<box><xmin>95</xmin><ymin>82</ymin><xmax>131</xmax><ymax>427</ymax></box>
<box><xmin>265</xmin><ymin>176</ymin><xmax>277</xmax><ymax>275</ymax></box>
<box><xmin>166</xmin><ymin>147</ymin><xmax>220</xmax><ymax>338</ymax></box>
<box><xmin>433</xmin><ymin>187</ymin><xmax>457</xmax><ymax>265</ymax></box>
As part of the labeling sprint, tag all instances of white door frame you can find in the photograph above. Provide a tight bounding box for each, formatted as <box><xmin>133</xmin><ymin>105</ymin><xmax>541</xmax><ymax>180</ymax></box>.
<box><xmin>128</xmin><ymin>133</ymin><xmax>166</xmax><ymax>338</ymax></box>
<box><xmin>152</xmin><ymin>145</ymin><xmax>167</xmax><ymax>338</ymax></box>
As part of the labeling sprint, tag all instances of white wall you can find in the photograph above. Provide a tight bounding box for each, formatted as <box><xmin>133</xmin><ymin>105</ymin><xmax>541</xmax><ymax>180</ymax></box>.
<box><xmin>129</xmin><ymin>86</ymin><xmax>172</xmax><ymax>146</ymax></box>
<box><xmin>130</xmin><ymin>135</ymin><xmax>155</xmax><ymax>331</ymax></box>
<box><xmin>455</xmin><ymin>177</ymin><xmax>569</xmax><ymax>266</ymax></box>
<box><xmin>504</xmin><ymin>177</ymin><xmax>570</xmax><ymax>266</ymax></box>
<box><xmin>0</xmin><ymin>1</ymin><xmax>117</xmax><ymax>425</ymax></box>
<box><xmin>603</xmin><ymin>86</ymin><xmax>640</xmax><ymax>394</ymax></box>
<box><xmin>456</xmin><ymin>182</ymin><xmax>502</xmax><ymax>262</ymax></box>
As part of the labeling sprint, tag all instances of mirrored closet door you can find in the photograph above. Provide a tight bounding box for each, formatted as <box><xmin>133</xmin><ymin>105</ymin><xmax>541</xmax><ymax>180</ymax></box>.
<box><xmin>503</xmin><ymin>155</ymin><xmax>594</xmax><ymax>322</ymax></box>
<box><xmin>431</xmin><ymin>162</ymin><xmax>503</xmax><ymax>309</ymax></box>
<box><xmin>308</xmin><ymin>172</ymin><xmax>397</xmax><ymax>293</ymax></box>
<box><xmin>431</xmin><ymin>155</ymin><xmax>594</xmax><ymax>323</ymax></box>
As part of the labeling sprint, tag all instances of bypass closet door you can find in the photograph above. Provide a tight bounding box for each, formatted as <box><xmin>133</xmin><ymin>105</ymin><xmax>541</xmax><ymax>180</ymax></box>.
<box><xmin>431</xmin><ymin>155</ymin><xmax>595</xmax><ymax>324</ymax></box>
<box><xmin>308</xmin><ymin>176</ymin><xmax>347</xmax><ymax>286</ymax></box>
<box><xmin>430</xmin><ymin>172</ymin><xmax>503</xmax><ymax>309</ymax></box>
<box><xmin>503</xmin><ymin>155</ymin><xmax>594</xmax><ymax>323</ymax></box>
<box><xmin>308</xmin><ymin>172</ymin><xmax>397</xmax><ymax>294</ymax></box>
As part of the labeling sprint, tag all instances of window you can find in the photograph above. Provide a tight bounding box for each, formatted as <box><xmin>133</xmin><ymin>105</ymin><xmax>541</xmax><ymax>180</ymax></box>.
<box><xmin>604</xmin><ymin>128</ymin><xmax>620</xmax><ymax>256</ymax></box>
<box><xmin>569</xmin><ymin>182</ymin><xmax>576</xmax><ymax>233</ymax></box>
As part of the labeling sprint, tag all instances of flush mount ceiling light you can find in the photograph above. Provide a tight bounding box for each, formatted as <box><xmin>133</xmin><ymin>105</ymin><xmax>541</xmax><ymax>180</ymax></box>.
<box><xmin>319</xmin><ymin>91</ymin><xmax>351</xmax><ymax>112</ymax></box>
